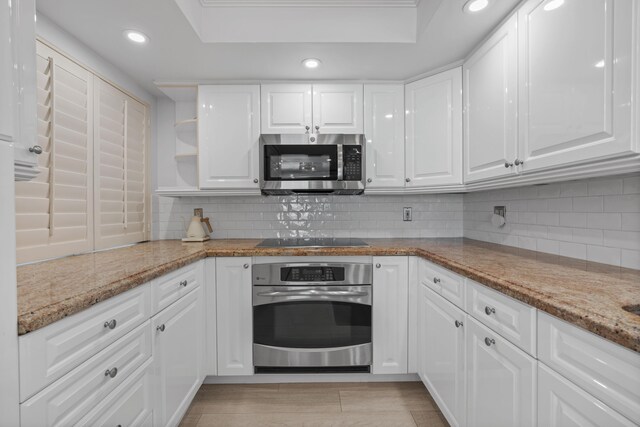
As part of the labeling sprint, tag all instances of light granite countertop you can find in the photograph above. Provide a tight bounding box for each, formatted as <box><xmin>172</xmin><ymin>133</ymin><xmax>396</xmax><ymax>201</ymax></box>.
<box><xmin>16</xmin><ymin>238</ymin><xmax>640</xmax><ymax>353</ymax></box>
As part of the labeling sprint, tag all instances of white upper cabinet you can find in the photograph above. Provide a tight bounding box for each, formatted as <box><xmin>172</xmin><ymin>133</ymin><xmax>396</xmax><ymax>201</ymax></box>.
<box><xmin>312</xmin><ymin>84</ymin><xmax>364</xmax><ymax>134</ymax></box>
<box><xmin>260</xmin><ymin>83</ymin><xmax>363</xmax><ymax>134</ymax></box>
<box><xmin>517</xmin><ymin>0</ymin><xmax>636</xmax><ymax>172</ymax></box>
<box><xmin>463</xmin><ymin>14</ymin><xmax>518</xmax><ymax>183</ymax></box>
<box><xmin>260</xmin><ymin>84</ymin><xmax>312</xmax><ymax>134</ymax></box>
<box><xmin>198</xmin><ymin>85</ymin><xmax>261</xmax><ymax>191</ymax></box>
<box><xmin>9</xmin><ymin>0</ymin><xmax>39</xmax><ymax>178</ymax></box>
<box><xmin>0</xmin><ymin>0</ymin><xmax>13</xmax><ymax>142</ymax></box>
<box><xmin>405</xmin><ymin>68</ymin><xmax>463</xmax><ymax>188</ymax></box>
<box><xmin>364</xmin><ymin>84</ymin><xmax>406</xmax><ymax>190</ymax></box>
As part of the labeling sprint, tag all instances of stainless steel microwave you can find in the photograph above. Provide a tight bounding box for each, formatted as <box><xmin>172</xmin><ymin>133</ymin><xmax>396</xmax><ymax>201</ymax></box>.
<box><xmin>259</xmin><ymin>134</ymin><xmax>365</xmax><ymax>195</ymax></box>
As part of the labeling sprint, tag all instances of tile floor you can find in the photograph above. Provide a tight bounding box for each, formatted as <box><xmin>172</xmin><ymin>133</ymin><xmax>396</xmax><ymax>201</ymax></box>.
<box><xmin>180</xmin><ymin>381</ymin><xmax>449</xmax><ymax>426</ymax></box>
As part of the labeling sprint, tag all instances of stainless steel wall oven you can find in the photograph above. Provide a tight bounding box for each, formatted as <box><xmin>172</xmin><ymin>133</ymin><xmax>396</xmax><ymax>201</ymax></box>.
<box><xmin>252</xmin><ymin>262</ymin><xmax>373</xmax><ymax>373</ymax></box>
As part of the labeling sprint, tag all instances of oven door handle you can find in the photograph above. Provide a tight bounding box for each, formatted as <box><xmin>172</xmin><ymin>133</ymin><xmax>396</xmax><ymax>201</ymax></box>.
<box><xmin>256</xmin><ymin>290</ymin><xmax>369</xmax><ymax>298</ymax></box>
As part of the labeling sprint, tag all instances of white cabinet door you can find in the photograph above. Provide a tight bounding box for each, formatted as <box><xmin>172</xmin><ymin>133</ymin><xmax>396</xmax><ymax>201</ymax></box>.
<box><xmin>0</xmin><ymin>0</ymin><xmax>13</xmax><ymax>142</ymax></box>
<box><xmin>152</xmin><ymin>288</ymin><xmax>203</xmax><ymax>427</ymax></box>
<box><xmin>364</xmin><ymin>84</ymin><xmax>405</xmax><ymax>189</ymax></box>
<box><xmin>517</xmin><ymin>0</ymin><xmax>635</xmax><ymax>172</ymax></box>
<box><xmin>261</xmin><ymin>84</ymin><xmax>312</xmax><ymax>134</ymax></box>
<box><xmin>372</xmin><ymin>256</ymin><xmax>408</xmax><ymax>374</ymax></box>
<box><xmin>10</xmin><ymin>0</ymin><xmax>39</xmax><ymax>175</ymax></box>
<box><xmin>312</xmin><ymin>84</ymin><xmax>363</xmax><ymax>134</ymax></box>
<box><xmin>204</xmin><ymin>258</ymin><xmax>217</xmax><ymax>376</ymax></box>
<box><xmin>198</xmin><ymin>85</ymin><xmax>260</xmax><ymax>190</ymax></box>
<box><xmin>405</xmin><ymin>68</ymin><xmax>463</xmax><ymax>187</ymax></box>
<box><xmin>463</xmin><ymin>14</ymin><xmax>518</xmax><ymax>183</ymax></box>
<box><xmin>216</xmin><ymin>257</ymin><xmax>253</xmax><ymax>376</ymax></box>
<box><xmin>538</xmin><ymin>363</ymin><xmax>636</xmax><ymax>427</ymax></box>
<box><xmin>466</xmin><ymin>317</ymin><xmax>536</xmax><ymax>427</ymax></box>
<box><xmin>418</xmin><ymin>285</ymin><xmax>466</xmax><ymax>427</ymax></box>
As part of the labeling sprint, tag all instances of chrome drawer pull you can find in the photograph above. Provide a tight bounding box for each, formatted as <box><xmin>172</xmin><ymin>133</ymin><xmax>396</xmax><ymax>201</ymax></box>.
<box><xmin>484</xmin><ymin>306</ymin><xmax>496</xmax><ymax>315</ymax></box>
<box><xmin>156</xmin><ymin>324</ymin><xmax>166</xmax><ymax>332</ymax></box>
<box><xmin>179</xmin><ymin>280</ymin><xmax>188</xmax><ymax>287</ymax></box>
<box><xmin>484</xmin><ymin>337</ymin><xmax>495</xmax><ymax>347</ymax></box>
<box><xmin>104</xmin><ymin>367</ymin><xmax>118</xmax><ymax>378</ymax></box>
<box><xmin>454</xmin><ymin>320</ymin><xmax>463</xmax><ymax>328</ymax></box>
<box><xmin>103</xmin><ymin>319</ymin><xmax>117</xmax><ymax>330</ymax></box>
<box><xmin>433</xmin><ymin>277</ymin><xmax>441</xmax><ymax>284</ymax></box>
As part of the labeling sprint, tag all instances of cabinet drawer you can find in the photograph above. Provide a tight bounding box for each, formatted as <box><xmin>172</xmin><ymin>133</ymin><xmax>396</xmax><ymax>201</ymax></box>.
<box><xmin>152</xmin><ymin>262</ymin><xmax>200</xmax><ymax>314</ymax></box>
<box><xmin>419</xmin><ymin>259</ymin><xmax>465</xmax><ymax>308</ymax></box>
<box><xmin>466</xmin><ymin>279</ymin><xmax>536</xmax><ymax>356</ymax></box>
<box><xmin>19</xmin><ymin>283</ymin><xmax>151</xmax><ymax>401</ymax></box>
<box><xmin>538</xmin><ymin>312</ymin><xmax>640</xmax><ymax>424</ymax></box>
<box><xmin>20</xmin><ymin>322</ymin><xmax>152</xmax><ymax>427</ymax></box>
<box><xmin>77</xmin><ymin>358</ymin><xmax>154</xmax><ymax>427</ymax></box>
<box><xmin>538</xmin><ymin>363</ymin><xmax>636</xmax><ymax>427</ymax></box>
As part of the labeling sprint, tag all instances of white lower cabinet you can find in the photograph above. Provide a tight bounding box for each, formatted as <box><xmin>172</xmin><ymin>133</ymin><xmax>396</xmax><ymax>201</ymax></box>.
<box><xmin>216</xmin><ymin>257</ymin><xmax>253</xmax><ymax>376</ymax></box>
<box><xmin>372</xmin><ymin>256</ymin><xmax>409</xmax><ymax>374</ymax></box>
<box><xmin>466</xmin><ymin>316</ymin><xmax>536</xmax><ymax>427</ymax></box>
<box><xmin>538</xmin><ymin>363</ymin><xmax>636</xmax><ymax>427</ymax></box>
<box><xmin>152</xmin><ymin>287</ymin><xmax>203</xmax><ymax>427</ymax></box>
<box><xmin>418</xmin><ymin>284</ymin><xmax>466</xmax><ymax>427</ymax></box>
<box><xmin>77</xmin><ymin>359</ymin><xmax>154</xmax><ymax>427</ymax></box>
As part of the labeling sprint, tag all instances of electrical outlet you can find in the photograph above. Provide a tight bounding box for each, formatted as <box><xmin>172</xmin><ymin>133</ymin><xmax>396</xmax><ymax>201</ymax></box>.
<box><xmin>494</xmin><ymin>206</ymin><xmax>506</xmax><ymax>218</ymax></box>
<box><xmin>403</xmin><ymin>207</ymin><xmax>412</xmax><ymax>221</ymax></box>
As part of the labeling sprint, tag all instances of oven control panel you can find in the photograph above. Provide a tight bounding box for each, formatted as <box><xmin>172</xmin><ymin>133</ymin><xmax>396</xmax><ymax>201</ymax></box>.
<box><xmin>281</xmin><ymin>266</ymin><xmax>345</xmax><ymax>282</ymax></box>
<box><xmin>342</xmin><ymin>145</ymin><xmax>362</xmax><ymax>181</ymax></box>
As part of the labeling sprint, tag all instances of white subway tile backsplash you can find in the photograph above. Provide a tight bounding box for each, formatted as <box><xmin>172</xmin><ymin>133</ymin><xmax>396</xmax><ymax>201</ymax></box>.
<box><xmin>154</xmin><ymin>194</ymin><xmax>464</xmax><ymax>240</ymax></box>
<box><xmin>463</xmin><ymin>174</ymin><xmax>640</xmax><ymax>269</ymax></box>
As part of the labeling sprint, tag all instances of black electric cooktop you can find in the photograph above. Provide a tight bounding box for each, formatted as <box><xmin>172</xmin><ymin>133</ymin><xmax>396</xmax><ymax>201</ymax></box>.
<box><xmin>256</xmin><ymin>238</ymin><xmax>370</xmax><ymax>248</ymax></box>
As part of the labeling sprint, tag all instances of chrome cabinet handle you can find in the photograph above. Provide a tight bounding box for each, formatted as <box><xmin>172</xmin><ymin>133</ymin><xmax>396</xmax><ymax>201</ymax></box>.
<box><xmin>244</xmin><ymin>263</ymin><xmax>249</xmax><ymax>269</ymax></box>
<box><xmin>29</xmin><ymin>145</ymin><xmax>43</xmax><ymax>155</ymax></box>
<box><xmin>103</xmin><ymin>319</ymin><xmax>117</xmax><ymax>330</ymax></box>
<box><xmin>179</xmin><ymin>280</ymin><xmax>188</xmax><ymax>287</ymax></box>
<box><xmin>454</xmin><ymin>320</ymin><xmax>463</xmax><ymax>328</ymax></box>
<box><xmin>504</xmin><ymin>162</ymin><xmax>513</xmax><ymax>168</ymax></box>
<box><xmin>253</xmin><ymin>178</ymin><xmax>259</xmax><ymax>183</ymax></box>
<box><xmin>305</xmin><ymin>126</ymin><xmax>310</xmax><ymax>133</ymax></box>
<box><xmin>376</xmin><ymin>263</ymin><xmax>381</xmax><ymax>268</ymax></box>
<box><xmin>156</xmin><ymin>324</ymin><xmax>165</xmax><ymax>332</ymax></box>
<box><xmin>104</xmin><ymin>367</ymin><xmax>118</xmax><ymax>378</ymax></box>
<box><xmin>485</xmin><ymin>306</ymin><xmax>496</xmax><ymax>315</ymax></box>
<box><xmin>367</xmin><ymin>178</ymin><xmax>372</xmax><ymax>183</ymax></box>
<box><xmin>405</xmin><ymin>178</ymin><xmax>411</xmax><ymax>182</ymax></box>
<box><xmin>433</xmin><ymin>277</ymin><xmax>441</xmax><ymax>284</ymax></box>
<box><xmin>484</xmin><ymin>337</ymin><xmax>496</xmax><ymax>347</ymax></box>
<box><xmin>514</xmin><ymin>158</ymin><xmax>524</xmax><ymax>166</ymax></box>
<box><xmin>315</xmin><ymin>125</ymin><xmax>320</xmax><ymax>132</ymax></box>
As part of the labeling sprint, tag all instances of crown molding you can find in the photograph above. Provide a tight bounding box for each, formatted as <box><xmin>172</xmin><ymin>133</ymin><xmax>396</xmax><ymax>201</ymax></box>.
<box><xmin>199</xmin><ymin>0</ymin><xmax>419</xmax><ymax>7</ymax></box>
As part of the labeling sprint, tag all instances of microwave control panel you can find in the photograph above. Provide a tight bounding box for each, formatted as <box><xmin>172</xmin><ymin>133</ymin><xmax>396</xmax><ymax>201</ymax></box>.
<box><xmin>343</xmin><ymin>145</ymin><xmax>362</xmax><ymax>181</ymax></box>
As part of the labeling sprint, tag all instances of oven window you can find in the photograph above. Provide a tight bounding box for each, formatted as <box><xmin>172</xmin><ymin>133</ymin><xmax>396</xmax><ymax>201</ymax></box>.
<box><xmin>264</xmin><ymin>145</ymin><xmax>338</xmax><ymax>181</ymax></box>
<box><xmin>253</xmin><ymin>301</ymin><xmax>371</xmax><ymax>348</ymax></box>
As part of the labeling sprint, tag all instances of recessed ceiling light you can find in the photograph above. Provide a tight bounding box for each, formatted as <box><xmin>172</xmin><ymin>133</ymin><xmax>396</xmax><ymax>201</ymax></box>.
<box><xmin>124</xmin><ymin>30</ymin><xmax>148</xmax><ymax>44</ymax></box>
<box><xmin>594</xmin><ymin>59</ymin><xmax>605</xmax><ymax>68</ymax></box>
<box><xmin>302</xmin><ymin>58</ymin><xmax>321</xmax><ymax>69</ymax></box>
<box><xmin>463</xmin><ymin>0</ymin><xmax>489</xmax><ymax>13</ymax></box>
<box><xmin>543</xmin><ymin>0</ymin><xmax>564</xmax><ymax>11</ymax></box>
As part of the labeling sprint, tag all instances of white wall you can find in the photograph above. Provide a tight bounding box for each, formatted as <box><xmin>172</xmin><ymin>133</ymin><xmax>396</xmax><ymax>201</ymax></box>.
<box><xmin>464</xmin><ymin>174</ymin><xmax>640</xmax><ymax>269</ymax></box>
<box><xmin>155</xmin><ymin>194</ymin><xmax>464</xmax><ymax>240</ymax></box>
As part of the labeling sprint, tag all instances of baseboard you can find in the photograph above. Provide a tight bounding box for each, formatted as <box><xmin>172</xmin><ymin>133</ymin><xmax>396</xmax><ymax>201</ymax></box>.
<box><xmin>203</xmin><ymin>373</ymin><xmax>420</xmax><ymax>384</ymax></box>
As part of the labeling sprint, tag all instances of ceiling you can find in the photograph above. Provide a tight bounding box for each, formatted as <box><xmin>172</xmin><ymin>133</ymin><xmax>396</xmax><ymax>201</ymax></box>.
<box><xmin>35</xmin><ymin>0</ymin><xmax>520</xmax><ymax>97</ymax></box>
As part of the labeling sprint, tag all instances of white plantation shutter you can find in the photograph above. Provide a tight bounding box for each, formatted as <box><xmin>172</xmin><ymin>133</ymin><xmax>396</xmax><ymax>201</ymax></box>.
<box><xmin>94</xmin><ymin>79</ymin><xmax>149</xmax><ymax>249</ymax></box>
<box><xmin>15</xmin><ymin>41</ymin><xmax>93</xmax><ymax>264</ymax></box>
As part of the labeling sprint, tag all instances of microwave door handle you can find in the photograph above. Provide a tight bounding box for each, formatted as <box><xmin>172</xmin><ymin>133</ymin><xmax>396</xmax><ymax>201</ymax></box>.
<box><xmin>337</xmin><ymin>144</ymin><xmax>343</xmax><ymax>181</ymax></box>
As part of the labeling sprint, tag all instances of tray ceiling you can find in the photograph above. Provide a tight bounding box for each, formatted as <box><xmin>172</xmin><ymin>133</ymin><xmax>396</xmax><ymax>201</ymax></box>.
<box><xmin>199</xmin><ymin>0</ymin><xmax>420</xmax><ymax>7</ymax></box>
